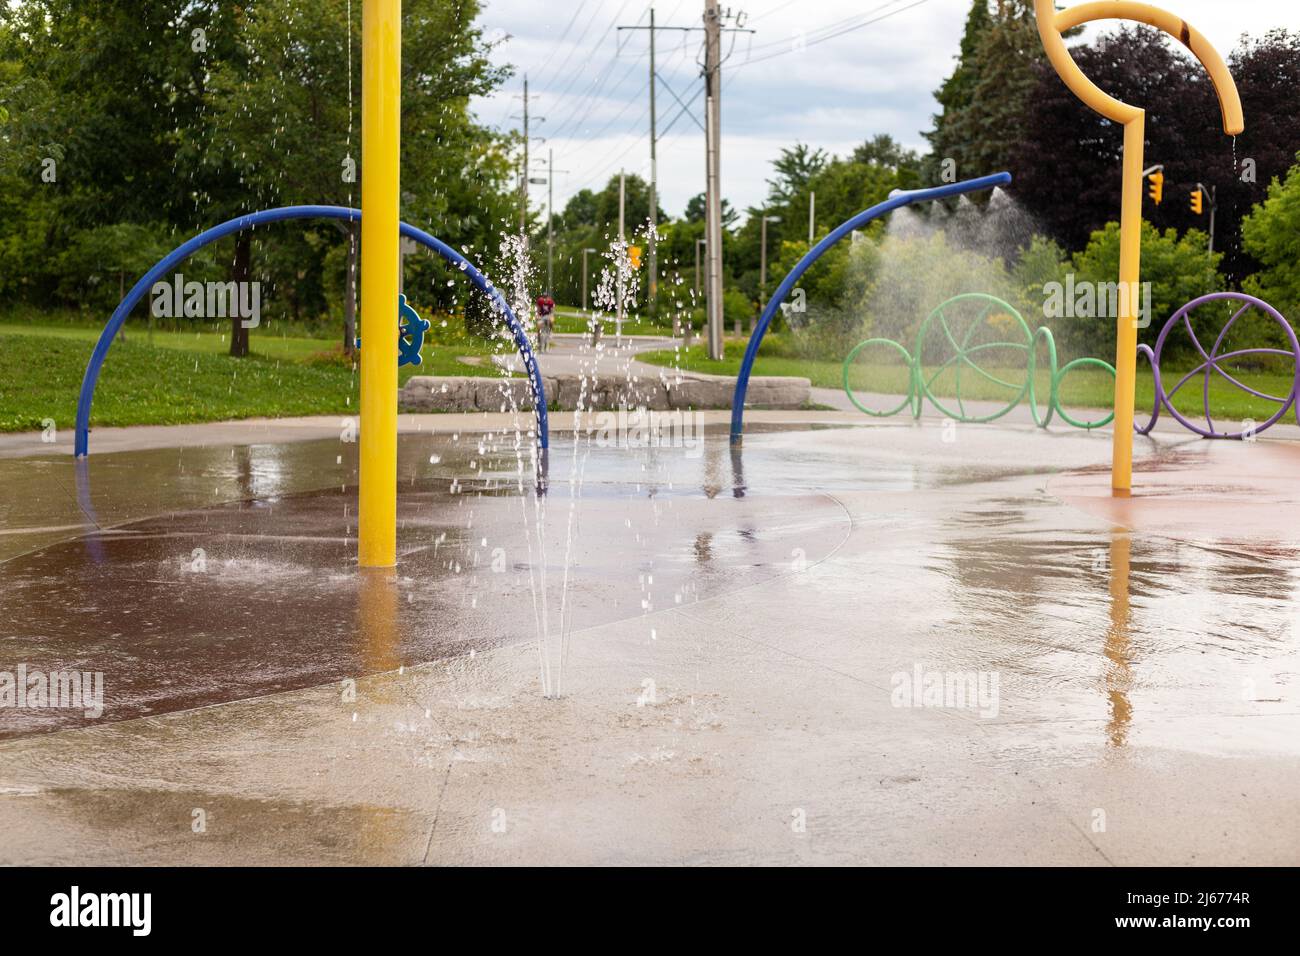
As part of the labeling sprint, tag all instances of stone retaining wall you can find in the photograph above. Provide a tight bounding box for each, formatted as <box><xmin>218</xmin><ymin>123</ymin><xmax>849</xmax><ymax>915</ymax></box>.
<box><xmin>398</xmin><ymin>374</ymin><xmax>809</xmax><ymax>412</ymax></box>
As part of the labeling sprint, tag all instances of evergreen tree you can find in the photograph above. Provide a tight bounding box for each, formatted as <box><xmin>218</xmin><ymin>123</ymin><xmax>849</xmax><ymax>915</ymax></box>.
<box><xmin>926</xmin><ymin>1</ymin><xmax>1065</xmax><ymax>183</ymax></box>
<box><xmin>924</xmin><ymin>0</ymin><xmax>992</xmax><ymax>176</ymax></box>
<box><xmin>765</xmin><ymin>143</ymin><xmax>828</xmax><ymax>208</ymax></box>
<box><xmin>953</xmin><ymin>0</ymin><xmax>1044</xmax><ymax>176</ymax></box>
<box><xmin>683</xmin><ymin>192</ymin><xmax>738</xmax><ymax>228</ymax></box>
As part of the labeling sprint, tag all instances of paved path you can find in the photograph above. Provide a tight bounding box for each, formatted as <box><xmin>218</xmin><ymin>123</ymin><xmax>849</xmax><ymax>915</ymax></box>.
<box><xmin>495</xmin><ymin>332</ymin><xmax>701</xmax><ymax>382</ymax></box>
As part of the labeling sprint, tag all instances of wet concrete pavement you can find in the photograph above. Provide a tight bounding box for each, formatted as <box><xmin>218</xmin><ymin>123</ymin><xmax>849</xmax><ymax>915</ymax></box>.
<box><xmin>1</xmin><ymin>419</ymin><xmax>1298</xmax><ymax>864</ymax></box>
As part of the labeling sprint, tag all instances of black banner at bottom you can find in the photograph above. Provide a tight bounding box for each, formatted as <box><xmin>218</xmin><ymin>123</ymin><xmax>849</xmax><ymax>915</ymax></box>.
<box><xmin>0</xmin><ymin>866</ymin><xmax>1288</xmax><ymax>941</ymax></box>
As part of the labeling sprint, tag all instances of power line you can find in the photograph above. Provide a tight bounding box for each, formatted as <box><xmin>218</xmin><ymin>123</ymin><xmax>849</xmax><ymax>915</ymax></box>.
<box><xmin>734</xmin><ymin>0</ymin><xmax>930</xmax><ymax>68</ymax></box>
<box><xmin>658</xmin><ymin>85</ymin><xmax>703</xmax><ymax>137</ymax></box>
<box><xmin>539</xmin><ymin>2</ymin><xmax>639</xmax><ymax>140</ymax></box>
<box><xmin>576</xmin><ymin>78</ymin><xmax>651</xmax><ymax>146</ymax></box>
<box><xmin>551</xmin><ymin>44</ymin><xmax>651</xmax><ymax>141</ymax></box>
<box><xmin>529</xmin><ymin>0</ymin><xmax>595</xmax><ymax>94</ymax></box>
<box><xmin>740</xmin><ymin>1</ymin><xmax>912</xmax><ymax>55</ymax></box>
<box><xmin>563</xmin><ymin>96</ymin><xmax>654</xmax><ymax>187</ymax></box>
<box><xmin>559</xmin><ymin>36</ymin><xmax>694</xmax><ymax>189</ymax></box>
<box><xmin>546</xmin><ymin>33</ymin><xmax>648</xmax><ymax>140</ymax></box>
<box><xmin>747</xmin><ymin>0</ymin><xmax>800</xmax><ymax>23</ymax></box>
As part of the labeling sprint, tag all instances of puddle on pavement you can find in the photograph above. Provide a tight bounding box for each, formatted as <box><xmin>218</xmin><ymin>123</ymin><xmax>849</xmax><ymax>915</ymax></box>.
<box><xmin>1</xmin><ymin>426</ymin><xmax>1296</xmax><ymax>759</ymax></box>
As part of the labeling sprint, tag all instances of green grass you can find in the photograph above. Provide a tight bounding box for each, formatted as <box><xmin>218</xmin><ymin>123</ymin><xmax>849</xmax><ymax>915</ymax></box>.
<box><xmin>551</xmin><ymin>308</ymin><xmax>680</xmax><ymax>337</ymax></box>
<box><xmin>0</xmin><ymin>322</ymin><xmax>331</xmax><ymax>361</ymax></box>
<box><xmin>0</xmin><ymin>322</ymin><xmax>519</xmax><ymax>432</ymax></box>
<box><xmin>639</xmin><ymin>342</ymin><xmax>1299</xmax><ymax>426</ymax></box>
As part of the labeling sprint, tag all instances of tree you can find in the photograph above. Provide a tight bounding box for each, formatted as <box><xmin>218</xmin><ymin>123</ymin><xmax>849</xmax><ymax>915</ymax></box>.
<box><xmin>1241</xmin><ymin>154</ymin><xmax>1300</xmax><ymax>322</ymax></box>
<box><xmin>1009</xmin><ymin>27</ymin><xmax>1300</xmax><ymax>284</ymax></box>
<box><xmin>542</xmin><ymin>174</ymin><xmax>668</xmax><ymax>311</ymax></box>
<box><xmin>588</xmin><ymin>173</ymin><xmax>664</xmax><ymax>235</ymax></box>
<box><xmin>683</xmin><ymin>192</ymin><xmax>738</xmax><ymax>228</ymax></box>
<box><xmin>55</xmin><ymin>223</ymin><xmax>174</xmax><ymax>312</ymax></box>
<box><xmin>209</xmin><ymin>0</ymin><xmax>511</xmax><ymax>354</ymax></box>
<box><xmin>0</xmin><ymin>0</ymin><xmax>246</xmax><ymax>311</ymax></box>
<box><xmin>852</xmin><ymin>231</ymin><xmax>1017</xmax><ymax>347</ymax></box>
<box><xmin>926</xmin><ymin>1</ymin><xmax>1086</xmax><ymax>184</ymax></box>
<box><xmin>765</xmin><ymin>143</ymin><xmax>827</xmax><ymax>207</ymax></box>
<box><xmin>558</xmin><ymin>189</ymin><xmax>599</xmax><ymax>229</ymax></box>
<box><xmin>953</xmin><ymin>0</ymin><xmax>1044</xmax><ymax>177</ymax></box>
<box><xmin>925</xmin><ymin>0</ymin><xmax>993</xmax><ymax>177</ymax></box>
<box><xmin>0</xmin><ymin>20</ymin><xmax>64</xmax><ymax>302</ymax></box>
<box><xmin>1212</xmin><ymin>30</ymin><xmax>1300</xmax><ymax>285</ymax></box>
<box><xmin>852</xmin><ymin>134</ymin><xmax>922</xmax><ymax>187</ymax></box>
<box><xmin>728</xmin><ymin>143</ymin><xmax>912</xmax><ymax>305</ymax></box>
<box><xmin>1069</xmin><ymin>220</ymin><xmax>1223</xmax><ymax>356</ymax></box>
<box><xmin>0</xmin><ymin>0</ymin><xmax>516</xmax><ymax>353</ymax></box>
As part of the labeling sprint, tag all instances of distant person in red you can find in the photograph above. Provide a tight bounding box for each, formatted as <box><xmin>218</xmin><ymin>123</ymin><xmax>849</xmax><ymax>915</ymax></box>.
<box><xmin>535</xmin><ymin>294</ymin><xmax>556</xmax><ymax>352</ymax></box>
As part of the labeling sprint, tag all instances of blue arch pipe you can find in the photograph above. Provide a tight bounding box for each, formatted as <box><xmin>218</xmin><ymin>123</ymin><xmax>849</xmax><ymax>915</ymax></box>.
<box><xmin>74</xmin><ymin>204</ymin><xmax>548</xmax><ymax>456</ymax></box>
<box><xmin>729</xmin><ymin>172</ymin><xmax>1013</xmax><ymax>443</ymax></box>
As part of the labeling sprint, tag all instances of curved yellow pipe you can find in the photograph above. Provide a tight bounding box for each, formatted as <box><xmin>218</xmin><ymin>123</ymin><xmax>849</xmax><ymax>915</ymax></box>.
<box><xmin>1034</xmin><ymin>0</ymin><xmax>1242</xmax><ymax>495</ymax></box>
<box><xmin>1035</xmin><ymin>0</ymin><xmax>1243</xmax><ymax>133</ymax></box>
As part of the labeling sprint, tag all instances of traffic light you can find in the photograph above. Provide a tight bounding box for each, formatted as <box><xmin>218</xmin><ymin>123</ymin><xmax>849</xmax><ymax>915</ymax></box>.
<box><xmin>1190</xmin><ymin>188</ymin><xmax>1203</xmax><ymax>215</ymax></box>
<box><xmin>628</xmin><ymin>245</ymin><xmax>642</xmax><ymax>270</ymax></box>
<box><xmin>1147</xmin><ymin>169</ymin><xmax>1164</xmax><ymax>204</ymax></box>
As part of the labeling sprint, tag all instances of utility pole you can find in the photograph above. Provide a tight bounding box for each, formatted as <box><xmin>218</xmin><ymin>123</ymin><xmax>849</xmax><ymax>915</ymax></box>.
<box><xmin>617</xmin><ymin>171</ymin><xmax>626</xmax><ymax>340</ymax></box>
<box><xmin>809</xmin><ymin>191</ymin><xmax>816</xmax><ymax>244</ymax></box>
<box><xmin>547</xmin><ymin>149</ymin><xmax>554</xmax><ymax>291</ymax></box>
<box><xmin>519</xmin><ymin>75</ymin><xmax>529</xmax><ymax>234</ymax></box>
<box><xmin>617</xmin><ymin>9</ymin><xmax>667</xmax><ymax>319</ymax></box>
<box><xmin>582</xmin><ymin>247</ymin><xmax>597</xmax><ymax>312</ymax></box>
<box><xmin>513</xmin><ymin>76</ymin><xmax>545</xmax><ymax>237</ymax></box>
<box><xmin>618</xmin><ymin>7</ymin><xmax>751</xmax><ymax>350</ymax></box>
<box><xmin>1201</xmin><ymin>183</ymin><xmax>1217</xmax><ymax>254</ymax></box>
<box><xmin>704</xmin><ymin>1</ymin><xmax>724</xmax><ymax>359</ymax></box>
<box><xmin>648</xmin><ymin>7</ymin><xmax>658</xmax><ymax>317</ymax></box>
<box><xmin>535</xmin><ymin>150</ymin><xmax>570</xmax><ymax>295</ymax></box>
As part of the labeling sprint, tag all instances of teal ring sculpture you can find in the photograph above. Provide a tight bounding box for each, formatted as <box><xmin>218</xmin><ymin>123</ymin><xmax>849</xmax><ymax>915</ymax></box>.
<box><xmin>842</xmin><ymin>293</ymin><xmax>1116</xmax><ymax>430</ymax></box>
<box><xmin>730</xmin><ymin>172</ymin><xmax>1012</xmax><ymax>443</ymax></box>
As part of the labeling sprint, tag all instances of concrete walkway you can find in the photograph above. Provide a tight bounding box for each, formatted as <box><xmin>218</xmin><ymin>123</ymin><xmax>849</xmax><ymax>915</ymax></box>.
<box><xmin>0</xmin><ymin>408</ymin><xmax>852</xmax><ymax>461</ymax></box>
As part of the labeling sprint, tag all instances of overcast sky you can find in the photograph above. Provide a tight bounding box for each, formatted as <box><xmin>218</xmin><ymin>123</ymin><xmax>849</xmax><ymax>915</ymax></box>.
<box><xmin>470</xmin><ymin>0</ymin><xmax>1297</xmax><ymax>220</ymax></box>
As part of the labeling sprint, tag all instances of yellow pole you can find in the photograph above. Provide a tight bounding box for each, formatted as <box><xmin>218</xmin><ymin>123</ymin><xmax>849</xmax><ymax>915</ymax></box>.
<box><xmin>359</xmin><ymin>0</ymin><xmax>400</xmax><ymax>567</ymax></box>
<box><xmin>1033</xmin><ymin>0</ymin><xmax>1242</xmax><ymax>495</ymax></box>
<box><xmin>1113</xmin><ymin>115</ymin><xmax>1144</xmax><ymax>494</ymax></box>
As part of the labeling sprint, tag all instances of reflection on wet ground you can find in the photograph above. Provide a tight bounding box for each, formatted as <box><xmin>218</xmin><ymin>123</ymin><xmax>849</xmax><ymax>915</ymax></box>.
<box><xmin>1</xmin><ymin>430</ymin><xmax>855</xmax><ymax>735</ymax></box>
<box><xmin>2</xmin><ymin>423</ymin><xmax>1296</xmax><ymax>757</ymax></box>
<box><xmin>2</xmin><ymin>422</ymin><xmax>1299</xmax><ymax>863</ymax></box>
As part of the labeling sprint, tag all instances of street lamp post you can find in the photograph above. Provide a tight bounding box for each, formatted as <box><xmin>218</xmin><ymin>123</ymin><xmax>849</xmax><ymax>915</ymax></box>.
<box><xmin>693</xmin><ymin>237</ymin><xmax>708</xmax><ymax>346</ymax></box>
<box><xmin>758</xmin><ymin>214</ymin><xmax>782</xmax><ymax>332</ymax></box>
